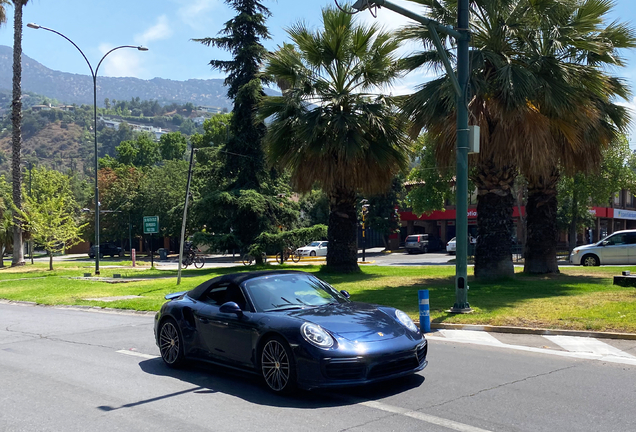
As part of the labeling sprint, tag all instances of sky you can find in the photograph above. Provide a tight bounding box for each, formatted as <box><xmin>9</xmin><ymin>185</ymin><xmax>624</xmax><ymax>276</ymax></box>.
<box><xmin>0</xmin><ymin>0</ymin><xmax>636</xmax><ymax>142</ymax></box>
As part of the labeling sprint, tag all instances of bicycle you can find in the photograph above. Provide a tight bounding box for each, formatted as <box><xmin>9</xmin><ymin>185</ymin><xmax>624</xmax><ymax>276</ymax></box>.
<box><xmin>275</xmin><ymin>247</ymin><xmax>301</xmax><ymax>264</ymax></box>
<box><xmin>182</xmin><ymin>249</ymin><xmax>204</xmax><ymax>269</ymax></box>
<box><xmin>242</xmin><ymin>252</ymin><xmax>267</xmax><ymax>266</ymax></box>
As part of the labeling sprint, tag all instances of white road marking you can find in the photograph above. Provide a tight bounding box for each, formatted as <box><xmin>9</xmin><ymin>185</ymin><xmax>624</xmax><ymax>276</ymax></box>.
<box><xmin>360</xmin><ymin>400</ymin><xmax>492</xmax><ymax>432</ymax></box>
<box><xmin>114</xmin><ymin>349</ymin><xmax>492</xmax><ymax>431</ymax></box>
<box><xmin>544</xmin><ymin>336</ymin><xmax>636</xmax><ymax>359</ymax></box>
<box><xmin>438</xmin><ymin>329</ymin><xmax>506</xmax><ymax>345</ymax></box>
<box><xmin>116</xmin><ymin>349</ymin><xmax>159</xmax><ymax>360</ymax></box>
<box><xmin>426</xmin><ymin>332</ymin><xmax>636</xmax><ymax>366</ymax></box>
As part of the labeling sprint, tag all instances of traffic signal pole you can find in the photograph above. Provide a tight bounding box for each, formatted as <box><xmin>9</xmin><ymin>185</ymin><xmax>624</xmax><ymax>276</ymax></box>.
<box><xmin>350</xmin><ymin>0</ymin><xmax>472</xmax><ymax>312</ymax></box>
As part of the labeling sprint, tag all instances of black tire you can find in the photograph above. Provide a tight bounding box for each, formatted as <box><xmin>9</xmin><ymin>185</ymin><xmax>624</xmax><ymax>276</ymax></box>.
<box><xmin>423</xmin><ymin>246</ymin><xmax>428</xmax><ymax>254</ymax></box>
<box><xmin>159</xmin><ymin>318</ymin><xmax>185</xmax><ymax>367</ymax></box>
<box><xmin>260</xmin><ymin>336</ymin><xmax>297</xmax><ymax>393</ymax></box>
<box><xmin>194</xmin><ymin>256</ymin><xmax>204</xmax><ymax>269</ymax></box>
<box><xmin>99</xmin><ymin>253</ymin><xmax>104</xmax><ymax>259</ymax></box>
<box><xmin>276</xmin><ymin>252</ymin><xmax>284</xmax><ymax>264</ymax></box>
<box><xmin>310</xmin><ymin>251</ymin><xmax>316</xmax><ymax>257</ymax></box>
<box><xmin>582</xmin><ymin>254</ymin><xmax>600</xmax><ymax>266</ymax></box>
<box><xmin>291</xmin><ymin>251</ymin><xmax>301</xmax><ymax>263</ymax></box>
<box><xmin>242</xmin><ymin>254</ymin><xmax>253</xmax><ymax>266</ymax></box>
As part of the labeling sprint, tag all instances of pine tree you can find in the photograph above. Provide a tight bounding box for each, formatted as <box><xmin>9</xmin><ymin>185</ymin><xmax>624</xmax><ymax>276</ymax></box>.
<box><xmin>192</xmin><ymin>1</ymin><xmax>297</xmax><ymax>256</ymax></box>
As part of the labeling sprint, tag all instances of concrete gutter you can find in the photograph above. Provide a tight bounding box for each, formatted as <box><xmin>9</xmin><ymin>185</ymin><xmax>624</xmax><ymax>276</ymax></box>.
<box><xmin>423</xmin><ymin>322</ymin><xmax>636</xmax><ymax>341</ymax></box>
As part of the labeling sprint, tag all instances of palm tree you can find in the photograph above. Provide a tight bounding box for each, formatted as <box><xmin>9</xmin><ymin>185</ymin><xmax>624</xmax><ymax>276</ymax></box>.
<box><xmin>260</xmin><ymin>7</ymin><xmax>412</xmax><ymax>272</ymax></box>
<box><xmin>398</xmin><ymin>0</ymin><xmax>634</xmax><ymax>278</ymax></box>
<box><xmin>11</xmin><ymin>0</ymin><xmax>29</xmax><ymax>267</ymax></box>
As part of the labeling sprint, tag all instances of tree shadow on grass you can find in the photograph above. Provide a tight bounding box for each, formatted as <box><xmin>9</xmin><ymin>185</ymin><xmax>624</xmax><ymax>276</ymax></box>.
<box><xmin>350</xmin><ymin>273</ymin><xmax>616</xmax><ymax>324</ymax></box>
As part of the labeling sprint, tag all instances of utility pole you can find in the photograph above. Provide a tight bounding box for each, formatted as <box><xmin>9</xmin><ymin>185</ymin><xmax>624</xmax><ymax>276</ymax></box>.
<box><xmin>349</xmin><ymin>0</ymin><xmax>472</xmax><ymax>312</ymax></box>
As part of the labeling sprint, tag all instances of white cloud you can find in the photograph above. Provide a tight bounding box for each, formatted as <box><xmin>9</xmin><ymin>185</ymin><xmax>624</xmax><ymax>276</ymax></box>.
<box><xmin>176</xmin><ymin>0</ymin><xmax>224</xmax><ymax>31</ymax></box>
<box><xmin>98</xmin><ymin>43</ymin><xmax>145</xmax><ymax>78</ymax></box>
<box><xmin>135</xmin><ymin>15</ymin><xmax>173</xmax><ymax>45</ymax></box>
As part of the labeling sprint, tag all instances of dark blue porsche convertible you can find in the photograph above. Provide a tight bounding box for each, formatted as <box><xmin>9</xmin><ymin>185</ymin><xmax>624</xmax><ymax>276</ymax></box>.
<box><xmin>154</xmin><ymin>270</ymin><xmax>428</xmax><ymax>393</ymax></box>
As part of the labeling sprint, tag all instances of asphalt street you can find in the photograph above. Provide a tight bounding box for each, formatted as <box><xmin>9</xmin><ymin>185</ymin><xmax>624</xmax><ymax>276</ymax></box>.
<box><xmin>1</xmin><ymin>302</ymin><xmax>634</xmax><ymax>432</ymax></box>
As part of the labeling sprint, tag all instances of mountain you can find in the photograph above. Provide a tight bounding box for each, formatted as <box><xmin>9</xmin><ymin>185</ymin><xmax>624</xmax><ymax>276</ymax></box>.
<box><xmin>0</xmin><ymin>45</ymin><xmax>237</xmax><ymax>109</ymax></box>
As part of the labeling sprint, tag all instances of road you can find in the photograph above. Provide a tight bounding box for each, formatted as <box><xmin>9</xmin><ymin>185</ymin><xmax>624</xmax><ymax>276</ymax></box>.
<box><xmin>1</xmin><ymin>302</ymin><xmax>634</xmax><ymax>432</ymax></box>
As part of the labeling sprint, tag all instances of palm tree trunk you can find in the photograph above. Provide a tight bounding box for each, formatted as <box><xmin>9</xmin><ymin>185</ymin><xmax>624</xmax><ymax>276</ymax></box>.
<box><xmin>524</xmin><ymin>170</ymin><xmax>559</xmax><ymax>274</ymax></box>
<box><xmin>326</xmin><ymin>187</ymin><xmax>359</xmax><ymax>273</ymax></box>
<box><xmin>10</xmin><ymin>1</ymin><xmax>24</xmax><ymax>267</ymax></box>
<box><xmin>473</xmin><ymin>159</ymin><xmax>516</xmax><ymax>279</ymax></box>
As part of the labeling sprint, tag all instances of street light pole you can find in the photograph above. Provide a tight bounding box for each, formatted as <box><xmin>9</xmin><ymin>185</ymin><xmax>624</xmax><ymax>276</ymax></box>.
<box><xmin>349</xmin><ymin>0</ymin><xmax>472</xmax><ymax>312</ymax></box>
<box><xmin>27</xmin><ymin>23</ymin><xmax>147</xmax><ymax>275</ymax></box>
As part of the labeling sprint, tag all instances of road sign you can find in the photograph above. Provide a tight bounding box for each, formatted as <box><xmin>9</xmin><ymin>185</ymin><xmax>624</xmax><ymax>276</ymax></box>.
<box><xmin>143</xmin><ymin>216</ymin><xmax>159</xmax><ymax>234</ymax></box>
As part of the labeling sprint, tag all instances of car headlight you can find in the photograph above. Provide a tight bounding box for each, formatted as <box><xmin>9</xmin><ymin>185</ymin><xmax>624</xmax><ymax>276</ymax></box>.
<box><xmin>571</xmin><ymin>249</ymin><xmax>580</xmax><ymax>255</ymax></box>
<box><xmin>395</xmin><ymin>309</ymin><xmax>418</xmax><ymax>333</ymax></box>
<box><xmin>301</xmin><ymin>322</ymin><xmax>334</xmax><ymax>348</ymax></box>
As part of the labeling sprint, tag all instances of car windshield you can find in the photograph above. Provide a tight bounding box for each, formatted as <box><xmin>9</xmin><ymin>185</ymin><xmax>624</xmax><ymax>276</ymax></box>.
<box><xmin>244</xmin><ymin>274</ymin><xmax>348</xmax><ymax>312</ymax></box>
<box><xmin>308</xmin><ymin>241</ymin><xmax>321</xmax><ymax>247</ymax></box>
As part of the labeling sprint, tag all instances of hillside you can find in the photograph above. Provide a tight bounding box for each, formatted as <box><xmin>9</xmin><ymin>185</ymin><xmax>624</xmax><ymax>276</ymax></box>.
<box><xmin>0</xmin><ymin>45</ymin><xmax>234</xmax><ymax>109</ymax></box>
<box><xmin>0</xmin><ymin>121</ymin><xmax>88</xmax><ymax>175</ymax></box>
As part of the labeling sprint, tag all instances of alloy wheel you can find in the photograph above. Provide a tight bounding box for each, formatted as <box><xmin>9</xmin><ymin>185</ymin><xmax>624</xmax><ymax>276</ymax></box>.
<box><xmin>159</xmin><ymin>321</ymin><xmax>182</xmax><ymax>365</ymax></box>
<box><xmin>261</xmin><ymin>339</ymin><xmax>292</xmax><ymax>392</ymax></box>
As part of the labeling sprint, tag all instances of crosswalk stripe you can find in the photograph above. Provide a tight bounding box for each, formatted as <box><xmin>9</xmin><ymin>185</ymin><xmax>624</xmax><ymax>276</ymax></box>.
<box><xmin>426</xmin><ymin>331</ymin><xmax>636</xmax><ymax>366</ymax></box>
<box><xmin>438</xmin><ymin>329</ymin><xmax>506</xmax><ymax>345</ymax></box>
<box><xmin>544</xmin><ymin>336</ymin><xmax>636</xmax><ymax>359</ymax></box>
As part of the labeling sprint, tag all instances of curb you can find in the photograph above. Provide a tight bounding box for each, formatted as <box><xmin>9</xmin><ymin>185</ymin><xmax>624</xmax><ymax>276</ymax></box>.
<box><xmin>423</xmin><ymin>322</ymin><xmax>636</xmax><ymax>341</ymax></box>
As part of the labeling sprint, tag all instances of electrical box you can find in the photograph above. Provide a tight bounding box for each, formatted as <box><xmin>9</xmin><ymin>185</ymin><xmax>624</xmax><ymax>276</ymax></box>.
<box><xmin>469</xmin><ymin>125</ymin><xmax>480</xmax><ymax>154</ymax></box>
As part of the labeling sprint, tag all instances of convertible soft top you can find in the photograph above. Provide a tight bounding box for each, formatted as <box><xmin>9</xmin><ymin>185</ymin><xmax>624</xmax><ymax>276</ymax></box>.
<box><xmin>187</xmin><ymin>270</ymin><xmax>307</xmax><ymax>300</ymax></box>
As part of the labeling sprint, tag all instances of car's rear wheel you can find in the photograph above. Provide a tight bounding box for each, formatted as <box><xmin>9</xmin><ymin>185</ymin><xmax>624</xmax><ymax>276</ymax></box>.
<box><xmin>260</xmin><ymin>336</ymin><xmax>296</xmax><ymax>393</ymax></box>
<box><xmin>582</xmin><ymin>254</ymin><xmax>600</xmax><ymax>266</ymax></box>
<box><xmin>159</xmin><ymin>319</ymin><xmax>185</xmax><ymax>367</ymax></box>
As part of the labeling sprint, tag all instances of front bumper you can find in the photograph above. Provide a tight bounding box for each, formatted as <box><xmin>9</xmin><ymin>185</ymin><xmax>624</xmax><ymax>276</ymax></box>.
<box><xmin>294</xmin><ymin>339</ymin><xmax>428</xmax><ymax>390</ymax></box>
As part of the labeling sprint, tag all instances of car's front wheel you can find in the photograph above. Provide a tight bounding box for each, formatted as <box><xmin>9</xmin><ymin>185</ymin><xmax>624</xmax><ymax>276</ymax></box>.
<box><xmin>260</xmin><ymin>336</ymin><xmax>296</xmax><ymax>393</ymax></box>
<box><xmin>159</xmin><ymin>318</ymin><xmax>185</xmax><ymax>367</ymax></box>
<box><xmin>582</xmin><ymin>254</ymin><xmax>600</xmax><ymax>266</ymax></box>
<box><xmin>310</xmin><ymin>251</ymin><xmax>316</xmax><ymax>257</ymax></box>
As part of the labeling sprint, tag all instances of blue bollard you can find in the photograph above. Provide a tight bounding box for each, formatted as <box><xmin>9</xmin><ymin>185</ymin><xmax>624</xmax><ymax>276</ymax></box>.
<box><xmin>418</xmin><ymin>290</ymin><xmax>430</xmax><ymax>333</ymax></box>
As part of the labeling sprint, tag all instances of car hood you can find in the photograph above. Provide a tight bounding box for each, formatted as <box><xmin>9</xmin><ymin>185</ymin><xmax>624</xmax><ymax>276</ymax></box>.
<box><xmin>573</xmin><ymin>243</ymin><xmax>598</xmax><ymax>252</ymax></box>
<box><xmin>286</xmin><ymin>302</ymin><xmax>406</xmax><ymax>342</ymax></box>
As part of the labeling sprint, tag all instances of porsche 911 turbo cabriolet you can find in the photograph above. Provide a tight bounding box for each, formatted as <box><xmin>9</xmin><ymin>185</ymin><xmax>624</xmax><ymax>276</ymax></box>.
<box><xmin>154</xmin><ymin>270</ymin><xmax>428</xmax><ymax>393</ymax></box>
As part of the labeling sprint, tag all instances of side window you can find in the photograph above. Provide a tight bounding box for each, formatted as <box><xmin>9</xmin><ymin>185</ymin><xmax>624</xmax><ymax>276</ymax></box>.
<box><xmin>204</xmin><ymin>283</ymin><xmax>229</xmax><ymax>305</ymax></box>
<box><xmin>223</xmin><ymin>284</ymin><xmax>247</xmax><ymax>310</ymax></box>
<box><xmin>607</xmin><ymin>234</ymin><xmax>625</xmax><ymax>245</ymax></box>
<box><xmin>626</xmin><ymin>234</ymin><xmax>636</xmax><ymax>245</ymax></box>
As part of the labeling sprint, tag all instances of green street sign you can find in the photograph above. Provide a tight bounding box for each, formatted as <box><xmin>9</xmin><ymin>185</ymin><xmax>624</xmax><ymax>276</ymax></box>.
<box><xmin>143</xmin><ymin>216</ymin><xmax>159</xmax><ymax>234</ymax></box>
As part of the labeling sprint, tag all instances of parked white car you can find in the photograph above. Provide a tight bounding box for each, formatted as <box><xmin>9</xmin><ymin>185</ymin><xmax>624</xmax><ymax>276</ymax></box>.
<box><xmin>296</xmin><ymin>241</ymin><xmax>328</xmax><ymax>257</ymax></box>
<box><xmin>446</xmin><ymin>237</ymin><xmax>456</xmax><ymax>254</ymax></box>
<box><xmin>570</xmin><ymin>229</ymin><xmax>636</xmax><ymax>266</ymax></box>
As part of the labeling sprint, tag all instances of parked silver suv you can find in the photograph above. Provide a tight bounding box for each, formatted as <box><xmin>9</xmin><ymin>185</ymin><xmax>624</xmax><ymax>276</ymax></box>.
<box><xmin>570</xmin><ymin>229</ymin><xmax>636</xmax><ymax>266</ymax></box>
<box><xmin>405</xmin><ymin>234</ymin><xmax>429</xmax><ymax>254</ymax></box>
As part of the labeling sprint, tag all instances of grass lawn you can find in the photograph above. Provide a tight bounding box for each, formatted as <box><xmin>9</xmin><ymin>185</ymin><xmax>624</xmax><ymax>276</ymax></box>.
<box><xmin>1</xmin><ymin>259</ymin><xmax>635</xmax><ymax>333</ymax></box>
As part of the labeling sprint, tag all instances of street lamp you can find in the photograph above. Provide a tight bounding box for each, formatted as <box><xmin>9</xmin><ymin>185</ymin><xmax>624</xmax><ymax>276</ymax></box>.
<box><xmin>27</xmin><ymin>23</ymin><xmax>147</xmax><ymax>275</ymax></box>
<box><xmin>347</xmin><ymin>0</ymin><xmax>472</xmax><ymax>312</ymax></box>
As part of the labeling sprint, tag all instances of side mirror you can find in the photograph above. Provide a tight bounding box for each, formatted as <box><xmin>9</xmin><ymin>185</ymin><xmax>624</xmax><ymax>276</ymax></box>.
<box><xmin>602</xmin><ymin>241</ymin><xmax>609</xmax><ymax>246</ymax></box>
<box><xmin>340</xmin><ymin>290</ymin><xmax>350</xmax><ymax>299</ymax></box>
<box><xmin>220</xmin><ymin>301</ymin><xmax>243</xmax><ymax>316</ymax></box>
